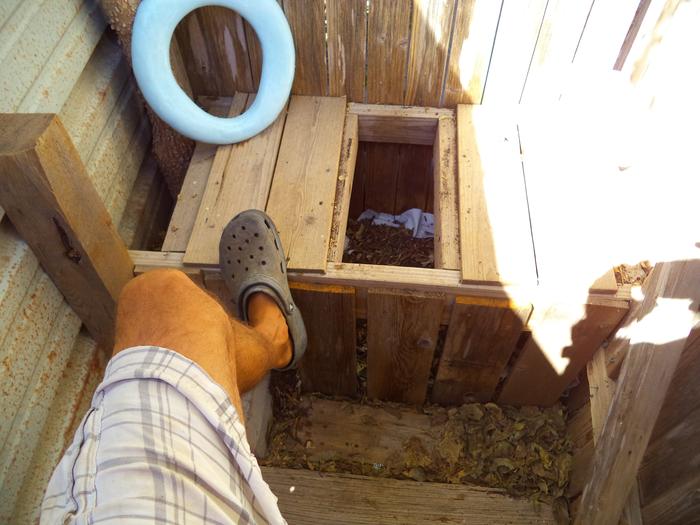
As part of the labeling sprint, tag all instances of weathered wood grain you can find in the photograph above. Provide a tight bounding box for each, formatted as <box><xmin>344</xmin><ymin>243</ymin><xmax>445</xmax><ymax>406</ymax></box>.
<box><xmin>291</xmin><ymin>283</ymin><xmax>358</xmax><ymax>397</ymax></box>
<box><xmin>0</xmin><ymin>114</ymin><xmax>133</xmax><ymax>348</ymax></box>
<box><xmin>362</xmin><ymin>142</ymin><xmax>401</xmax><ymax>214</ymax></box>
<box><xmin>184</xmin><ymin>94</ymin><xmax>287</xmax><ymax>265</ymax></box>
<box><xmin>433</xmin><ymin>116</ymin><xmax>460</xmax><ymax>269</ymax></box>
<box><xmin>367</xmin><ymin>0</ymin><xmax>411</xmax><ymax>104</ymax></box>
<box><xmin>367</xmin><ymin>289</ymin><xmax>443</xmax><ymax>404</ymax></box>
<box><xmin>266</xmin><ymin>96</ymin><xmax>346</xmax><ymax>272</ymax></box>
<box><xmin>327</xmin><ymin>0</ymin><xmax>367</xmax><ymax>101</ymax></box>
<box><xmin>405</xmin><ymin>0</ymin><xmax>457</xmax><ymax>106</ymax></box>
<box><xmin>433</xmin><ymin>297</ymin><xmax>531</xmax><ymax>404</ymax></box>
<box><xmin>328</xmin><ymin>113</ymin><xmax>359</xmax><ymax>263</ymax></box>
<box><xmin>162</xmin><ymin>97</ymin><xmax>235</xmax><ymax>252</ymax></box>
<box><xmin>394</xmin><ymin>144</ymin><xmax>434</xmax><ymax>214</ymax></box>
<box><xmin>350</xmin><ymin>102</ymin><xmax>450</xmax><ymax>146</ymax></box>
<box><xmin>262</xmin><ymin>466</ymin><xmax>558</xmax><ymax>524</ymax></box>
<box><xmin>282</xmin><ymin>0</ymin><xmax>328</xmax><ymax>95</ymax></box>
<box><xmin>499</xmin><ymin>298</ymin><xmax>628</xmax><ymax>407</ymax></box>
<box><xmin>576</xmin><ymin>261</ymin><xmax>700</xmax><ymax>525</ymax></box>
<box><xmin>175</xmin><ymin>7</ymin><xmax>254</xmax><ymax>95</ymax></box>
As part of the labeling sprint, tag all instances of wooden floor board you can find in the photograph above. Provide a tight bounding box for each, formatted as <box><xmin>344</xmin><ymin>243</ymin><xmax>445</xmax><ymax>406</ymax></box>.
<box><xmin>262</xmin><ymin>467</ymin><xmax>557</xmax><ymax>524</ymax></box>
<box><xmin>265</xmin><ymin>96</ymin><xmax>347</xmax><ymax>272</ymax></box>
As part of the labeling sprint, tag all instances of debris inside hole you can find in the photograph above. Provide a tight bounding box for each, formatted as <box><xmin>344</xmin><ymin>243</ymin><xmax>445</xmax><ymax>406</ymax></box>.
<box><xmin>343</xmin><ymin>219</ymin><xmax>434</xmax><ymax>268</ymax></box>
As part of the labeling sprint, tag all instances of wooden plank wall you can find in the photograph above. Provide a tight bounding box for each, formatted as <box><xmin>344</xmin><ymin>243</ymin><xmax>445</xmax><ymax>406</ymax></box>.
<box><xmin>175</xmin><ymin>0</ymin><xmax>646</xmax><ymax>107</ymax></box>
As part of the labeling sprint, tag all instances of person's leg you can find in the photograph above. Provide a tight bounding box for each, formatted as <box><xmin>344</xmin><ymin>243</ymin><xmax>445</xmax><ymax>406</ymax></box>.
<box><xmin>113</xmin><ymin>269</ymin><xmax>291</xmax><ymax>417</ymax></box>
<box><xmin>235</xmin><ymin>293</ymin><xmax>292</xmax><ymax>392</ymax></box>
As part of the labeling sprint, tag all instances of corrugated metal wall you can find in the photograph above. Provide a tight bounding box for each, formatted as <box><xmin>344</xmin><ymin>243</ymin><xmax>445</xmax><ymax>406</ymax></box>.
<box><xmin>0</xmin><ymin>1</ymin><xmax>151</xmax><ymax>522</ymax></box>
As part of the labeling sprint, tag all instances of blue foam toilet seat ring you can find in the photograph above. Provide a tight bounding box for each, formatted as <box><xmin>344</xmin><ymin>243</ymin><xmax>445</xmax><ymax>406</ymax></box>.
<box><xmin>132</xmin><ymin>0</ymin><xmax>295</xmax><ymax>145</ymax></box>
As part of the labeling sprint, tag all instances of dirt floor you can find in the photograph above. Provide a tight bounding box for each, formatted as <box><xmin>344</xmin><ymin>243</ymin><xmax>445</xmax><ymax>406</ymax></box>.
<box><xmin>343</xmin><ymin>219</ymin><xmax>433</xmax><ymax>268</ymax></box>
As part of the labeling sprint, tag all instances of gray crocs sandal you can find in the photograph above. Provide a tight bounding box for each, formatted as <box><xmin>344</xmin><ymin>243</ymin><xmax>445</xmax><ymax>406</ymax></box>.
<box><xmin>219</xmin><ymin>209</ymin><xmax>307</xmax><ymax>371</ymax></box>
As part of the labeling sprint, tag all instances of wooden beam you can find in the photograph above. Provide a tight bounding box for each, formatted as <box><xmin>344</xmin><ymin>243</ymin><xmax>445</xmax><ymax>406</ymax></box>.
<box><xmin>433</xmin><ymin>115</ymin><xmax>460</xmax><ymax>270</ymax></box>
<box><xmin>0</xmin><ymin>114</ymin><xmax>133</xmax><ymax>348</ymax></box>
<box><xmin>586</xmin><ymin>349</ymin><xmax>643</xmax><ymax>524</ymax></box>
<box><xmin>131</xmin><ymin>250</ymin><xmax>634</xmax><ymax>305</ymax></box>
<box><xmin>576</xmin><ymin>261</ymin><xmax>700</xmax><ymax>525</ymax></box>
<box><xmin>262</xmin><ymin>467</ymin><xmax>558</xmax><ymax>524</ymax></box>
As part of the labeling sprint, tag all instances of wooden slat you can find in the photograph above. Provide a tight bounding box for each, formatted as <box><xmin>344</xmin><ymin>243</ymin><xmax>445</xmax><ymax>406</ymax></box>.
<box><xmin>567</xmin><ymin>404</ymin><xmax>594</xmax><ymax>498</ymax></box>
<box><xmin>327</xmin><ymin>113</ymin><xmax>359</xmax><ymax>263</ymax></box>
<box><xmin>292</xmin><ymin>397</ymin><xmax>434</xmax><ymax>465</ymax></box>
<box><xmin>366</xmin><ymin>289</ymin><xmax>443</xmax><ymax>404</ymax></box>
<box><xmin>367</xmin><ymin>0</ymin><xmax>412</xmax><ymax>104</ymax></box>
<box><xmin>282</xmin><ymin>0</ymin><xmax>328</xmax><ymax>96</ymax></box>
<box><xmin>482</xmin><ymin>0</ymin><xmax>548</xmax><ymax>104</ymax></box>
<box><xmin>198</xmin><ymin>7</ymin><xmax>254</xmax><ymax>93</ymax></box>
<box><xmin>433</xmin><ymin>116</ymin><xmax>460</xmax><ymax>269</ymax></box>
<box><xmin>134</xmin><ymin>252</ymin><xmax>635</xmax><ymax>310</ymax></box>
<box><xmin>394</xmin><ymin>144</ymin><xmax>434</xmax><ymax>214</ymax></box>
<box><xmin>457</xmin><ymin>105</ymin><xmax>536</xmax><ymax>286</ymax></box>
<box><xmin>242</xmin><ymin>0</ymin><xmax>281</xmax><ymax>91</ymax></box>
<box><xmin>0</xmin><ymin>114</ymin><xmax>133</xmax><ymax>348</ymax></box>
<box><xmin>576</xmin><ymin>261</ymin><xmax>700</xmax><ymax>525</ymax></box>
<box><xmin>641</xmin><ymin>473</ymin><xmax>700</xmax><ymax>525</ymax></box>
<box><xmin>363</xmin><ymin>142</ymin><xmax>400</xmax><ymax>213</ymax></box>
<box><xmin>442</xmin><ymin>0</ymin><xmax>502</xmax><ymax>105</ymax></box>
<box><xmin>638</xmin><ymin>316</ymin><xmax>700</xmax><ymax>521</ymax></box>
<box><xmin>432</xmin><ymin>297</ymin><xmax>532</xmax><ymax>404</ymax></box>
<box><xmin>162</xmin><ymin>97</ymin><xmax>235</xmax><ymax>252</ymax></box>
<box><xmin>348</xmin><ymin>135</ymin><xmax>367</xmax><ymax>220</ymax></box>
<box><xmin>174</xmin><ymin>7</ymin><xmax>253</xmax><ymax>95</ymax></box>
<box><xmin>520</xmin><ymin>0</ymin><xmax>595</xmax><ymax>103</ymax></box>
<box><xmin>405</xmin><ymin>0</ymin><xmax>457</xmax><ymax>106</ymax></box>
<box><xmin>587</xmin><ymin>348</ymin><xmax>644</xmax><ymax>525</ymax></box>
<box><xmin>184</xmin><ymin>94</ymin><xmax>287</xmax><ymax>265</ymax></box>
<box><xmin>266</xmin><ymin>96</ymin><xmax>347</xmax><ymax>272</ymax></box>
<box><xmin>263</xmin><ymin>466</ymin><xmax>557</xmax><ymax>525</ymax></box>
<box><xmin>498</xmin><ymin>298</ymin><xmax>628</xmax><ymax>407</ymax></box>
<box><xmin>291</xmin><ymin>283</ymin><xmax>358</xmax><ymax>397</ymax></box>
<box><xmin>326</xmin><ymin>0</ymin><xmax>367</xmax><ymax>101</ymax></box>
<box><xmin>350</xmin><ymin>103</ymin><xmax>450</xmax><ymax>145</ymax></box>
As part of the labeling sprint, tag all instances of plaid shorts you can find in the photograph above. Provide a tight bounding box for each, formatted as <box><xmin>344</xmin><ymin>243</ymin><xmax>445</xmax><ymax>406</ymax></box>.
<box><xmin>40</xmin><ymin>346</ymin><xmax>285</xmax><ymax>524</ymax></box>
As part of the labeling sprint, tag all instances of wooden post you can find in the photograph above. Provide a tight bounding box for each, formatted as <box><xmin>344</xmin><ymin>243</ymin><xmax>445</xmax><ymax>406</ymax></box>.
<box><xmin>576</xmin><ymin>260</ymin><xmax>700</xmax><ymax>525</ymax></box>
<box><xmin>0</xmin><ymin>114</ymin><xmax>134</xmax><ymax>348</ymax></box>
